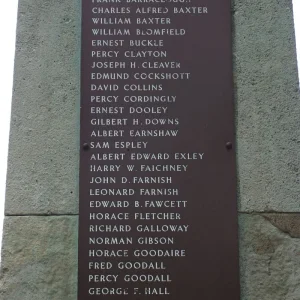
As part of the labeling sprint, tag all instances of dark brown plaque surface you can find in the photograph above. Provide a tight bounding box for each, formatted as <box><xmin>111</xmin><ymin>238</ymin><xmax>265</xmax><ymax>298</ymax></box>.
<box><xmin>78</xmin><ymin>0</ymin><xmax>240</xmax><ymax>299</ymax></box>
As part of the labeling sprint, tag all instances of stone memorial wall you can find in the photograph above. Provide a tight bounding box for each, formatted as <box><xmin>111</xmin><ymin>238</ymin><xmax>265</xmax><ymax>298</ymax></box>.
<box><xmin>0</xmin><ymin>0</ymin><xmax>300</xmax><ymax>299</ymax></box>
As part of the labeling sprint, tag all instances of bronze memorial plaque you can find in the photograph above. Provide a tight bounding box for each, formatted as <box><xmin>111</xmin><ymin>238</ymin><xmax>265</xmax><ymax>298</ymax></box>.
<box><xmin>78</xmin><ymin>0</ymin><xmax>240</xmax><ymax>299</ymax></box>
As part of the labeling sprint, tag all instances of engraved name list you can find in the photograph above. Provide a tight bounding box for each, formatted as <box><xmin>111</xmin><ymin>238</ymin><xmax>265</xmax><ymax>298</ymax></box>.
<box><xmin>78</xmin><ymin>0</ymin><xmax>240</xmax><ymax>299</ymax></box>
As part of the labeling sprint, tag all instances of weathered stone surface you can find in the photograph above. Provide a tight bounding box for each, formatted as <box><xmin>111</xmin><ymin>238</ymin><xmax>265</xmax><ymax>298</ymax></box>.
<box><xmin>0</xmin><ymin>216</ymin><xmax>78</xmax><ymax>300</ymax></box>
<box><xmin>239</xmin><ymin>214</ymin><xmax>300</xmax><ymax>299</ymax></box>
<box><xmin>5</xmin><ymin>0</ymin><xmax>300</xmax><ymax>215</ymax></box>
<box><xmin>233</xmin><ymin>0</ymin><xmax>300</xmax><ymax>212</ymax></box>
<box><xmin>1</xmin><ymin>214</ymin><xmax>300</xmax><ymax>299</ymax></box>
<box><xmin>263</xmin><ymin>213</ymin><xmax>300</xmax><ymax>238</ymax></box>
<box><xmin>1</xmin><ymin>0</ymin><xmax>299</xmax><ymax>298</ymax></box>
<box><xmin>5</xmin><ymin>0</ymin><xmax>81</xmax><ymax>215</ymax></box>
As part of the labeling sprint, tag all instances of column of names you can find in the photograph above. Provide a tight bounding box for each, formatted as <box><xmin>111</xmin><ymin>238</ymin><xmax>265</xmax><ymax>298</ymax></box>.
<box><xmin>78</xmin><ymin>0</ymin><xmax>240</xmax><ymax>299</ymax></box>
